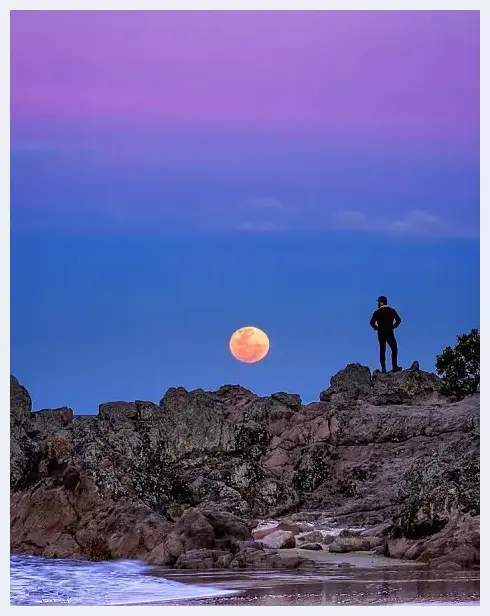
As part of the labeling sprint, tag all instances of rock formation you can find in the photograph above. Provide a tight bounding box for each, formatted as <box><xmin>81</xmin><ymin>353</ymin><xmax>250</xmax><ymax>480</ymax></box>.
<box><xmin>10</xmin><ymin>363</ymin><xmax>479</xmax><ymax>569</ymax></box>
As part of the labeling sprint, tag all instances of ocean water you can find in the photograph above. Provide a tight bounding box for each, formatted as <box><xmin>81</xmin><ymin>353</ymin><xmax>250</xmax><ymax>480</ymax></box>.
<box><xmin>10</xmin><ymin>555</ymin><xmax>238</xmax><ymax>606</ymax></box>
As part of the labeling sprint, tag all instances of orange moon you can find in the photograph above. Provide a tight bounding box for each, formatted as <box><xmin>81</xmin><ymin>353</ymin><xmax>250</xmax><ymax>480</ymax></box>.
<box><xmin>229</xmin><ymin>326</ymin><xmax>270</xmax><ymax>363</ymax></box>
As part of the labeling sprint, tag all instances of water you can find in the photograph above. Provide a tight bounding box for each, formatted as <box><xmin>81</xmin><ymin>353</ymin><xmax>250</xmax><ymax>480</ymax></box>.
<box><xmin>158</xmin><ymin>567</ymin><xmax>480</xmax><ymax>606</ymax></box>
<box><xmin>10</xmin><ymin>555</ymin><xmax>238</xmax><ymax>606</ymax></box>
<box><xmin>11</xmin><ymin>555</ymin><xmax>480</xmax><ymax>606</ymax></box>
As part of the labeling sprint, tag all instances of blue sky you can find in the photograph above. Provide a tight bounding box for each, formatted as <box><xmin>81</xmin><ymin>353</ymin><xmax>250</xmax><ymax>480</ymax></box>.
<box><xmin>11</xmin><ymin>228</ymin><xmax>479</xmax><ymax>412</ymax></box>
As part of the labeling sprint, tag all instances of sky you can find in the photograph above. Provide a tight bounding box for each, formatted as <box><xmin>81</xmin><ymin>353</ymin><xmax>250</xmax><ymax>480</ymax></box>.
<box><xmin>10</xmin><ymin>10</ymin><xmax>480</xmax><ymax>413</ymax></box>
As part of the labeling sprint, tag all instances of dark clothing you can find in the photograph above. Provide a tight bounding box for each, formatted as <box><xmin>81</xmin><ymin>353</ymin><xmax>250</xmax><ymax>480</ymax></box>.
<box><xmin>370</xmin><ymin>306</ymin><xmax>401</xmax><ymax>333</ymax></box>
<box><xmin>370</xmin><ymin>306</ymin><xmax>402</xmax><ymax>371</ymax></box>
<box><xmin>378</xmin><ymin>330</ymin><xmax>398</xmax><ymax>371</ymax></box>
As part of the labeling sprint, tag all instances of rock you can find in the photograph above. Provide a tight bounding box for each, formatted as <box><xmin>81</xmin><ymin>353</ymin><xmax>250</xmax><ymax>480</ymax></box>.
<box><xmin>296</xmin><ymin>530</ymin><xmax>324</xmax><ymax>545</ymax></box>
<box><xmin>390</xmin><ymin>514</ymin><xmax>479</xmax><ymax>569</ymax></box>
<box><xmin>175</xmin><ymin>548</ymin><xmax>217</xmax><ymax>569</ymax></box>
<box><xmin>360</xmin><ymin>522</ymin><xmax>392</xmax><ymax>538</ymax></box>
<box><xmin>320</xmin><ymin>362</ymin><xmax>443</xmax><ymax>408</ymax></box>
<box><xmin>172</xmin><ymin>508</ymin><xmax>216</xmax><ymax>552</ymax></box>
<box><xmin>320</xmin><ymin>363</ymin><xmax>372</xmax><ymax>404</ymax></box>
<box><xmin>10</xmin><ymin>376</ymin><xmax>35</xmax><ymax>491</ymax></box>
<box><xmin>199</xmin><ymin>506</ymin><xmax>252</xmax><ymax>541</ymax></box>
<box><xmin>276</xmin><ymin>521</ymin><xmax>303</xmax><ymax>535</ymax></box>
<box><xmin>339</xmin><ymin>528</ymin><xmax>363</xmax><ymax>537</ymax></box>
<box><xmin>369</xmin><ymin>368</ymin><xmax>442</xmax><ymax>406</ymax></box>
<box><xmin>271</xmin><ymin>392</ymin><xmax>302</xmax><ymax>411</ymax></box>
<box><xmin>252</xmin><ymin>526</ymin><xmax>279</xmax><ymax>540</ymax></box>
<box><xmin>287</xmin><ymin>512</ymin><xmax>322</xmax><ymax>522</ymax></box>
<box><xmin>300</xmin><ymin>543</ymin><xmax>323</xmax><ymax>550</ymax></box>
<box><xmin>9</xmin><ymin>365</ymin><xmax>479</xmax><ymax>570</ymax></box>
<box><xmin>260</xmin><ymin>530</ymin><xmax>296</xmax><ymax>549</ymax></box>
<box><xmin>391</xmin><ymin>431</ymin><xmax>479</xmax><ymax>541</ymax></box>
<box><xmin>385</xmin><ymin>537</ymin><xmax>414</xmax><ymax>560</ymax></box>
<box><xmin>10</xmin><ymin>479</ymin><xmax>170</xmax><ymax>562</ymax></box>
<box><xmin>329</xmin><ymin>536</ymin><xmax>373</xmax><ymax>553</ymax></box>
<box><xmin>435</xmin><ymin>561</ymin><xmax>463</xmax><ymax>571</ymax></box>
<box><xmin>62</xmin><ymin>467</ymin><xmax>80</xmax><ymax>492</ymax></box>
<box><xmin>229</xmin><ymin>545</ymin><xmax>308</xmax><ymax>570</ymax></box>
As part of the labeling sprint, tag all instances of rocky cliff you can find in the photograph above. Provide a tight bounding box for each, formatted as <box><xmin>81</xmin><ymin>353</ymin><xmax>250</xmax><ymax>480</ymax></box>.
<box><xmin>10</xmin><ymin>363</ymin><xmax>479</xmax><ymax>570</ymax></box>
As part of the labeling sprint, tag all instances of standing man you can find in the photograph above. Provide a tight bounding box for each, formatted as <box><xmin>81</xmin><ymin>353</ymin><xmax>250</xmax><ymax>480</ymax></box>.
<box><xmin>370</xmin><ymin>296</ymin><xmax>402</xmax><ymax>373</ymax></box>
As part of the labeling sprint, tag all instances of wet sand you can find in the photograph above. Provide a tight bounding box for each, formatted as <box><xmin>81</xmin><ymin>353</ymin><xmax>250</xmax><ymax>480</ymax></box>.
<box><xmin>277</xmin><ymin>547</ymin><xmax>428</xmax><ymax>568</ymax></box>
<box><xmin>141</xmin><ymin>550</ymin><xmax>480</xmax><ymax>607</ymax></box>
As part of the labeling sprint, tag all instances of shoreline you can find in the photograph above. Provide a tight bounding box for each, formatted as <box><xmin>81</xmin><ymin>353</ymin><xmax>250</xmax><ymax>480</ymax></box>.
<box><xmin>275</xmin><ymin>547</ymin><xmax>428</xmax><ymax>569</ymax></box>
<box><xmin>133</xmin><ymin>554</ymin><xmax>480</xmax><ymax>607</ymax></box>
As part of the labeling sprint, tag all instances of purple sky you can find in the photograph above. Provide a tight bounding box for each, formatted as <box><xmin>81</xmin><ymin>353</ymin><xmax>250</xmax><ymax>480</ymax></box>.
<box><xmin>11</xmin><ymin>10</ymin><xmax>479</xmax><ymax>140</ymax></box>
<box><xmin>10</xmin><ymin>10</ymin><xmax>480</xmax><ymax>237</ymax></box>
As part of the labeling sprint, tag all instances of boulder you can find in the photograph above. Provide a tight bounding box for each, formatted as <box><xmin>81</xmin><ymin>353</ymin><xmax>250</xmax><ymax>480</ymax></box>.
<box><xmin>300</xmin><ymin>543</ymin><xmax>323</xmax><ymax>550</ymax></box>
<box><xmin>329</xmin><ymin>536</ymin><xmax>373</xmax><ymax>553</ymax></box>
<box><xmin>296</xmin><ymin>530</ymin><xmax>324</xmax><ymax>545</ymax></box>
<box><xmin>252</xmin><ymin>526</ymin><xmax>279</xmax><ymax>540</ymax></box>
<box><xmin>260</xmin><ymin>530</ymin><xmax>296</xmax><ymax>549</ymax></box>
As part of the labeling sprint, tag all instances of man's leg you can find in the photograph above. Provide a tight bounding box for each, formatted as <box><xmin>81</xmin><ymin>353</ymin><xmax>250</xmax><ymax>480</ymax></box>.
<box><xmin>378</xmin><ymin>333</ymin><xmax>387</xmax><ymax>372</ymax></box>
<box><xmin>386</xmin><ymin>331</ymin><xmax>399</xmax><ymax>370</ymax></box>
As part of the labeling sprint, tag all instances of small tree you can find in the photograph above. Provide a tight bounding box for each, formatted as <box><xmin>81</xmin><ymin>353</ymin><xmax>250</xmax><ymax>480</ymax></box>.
<box><xmin>436</xmin><ymin>328</ymin><xmax>480</xmax><ymax>400</ymax></box>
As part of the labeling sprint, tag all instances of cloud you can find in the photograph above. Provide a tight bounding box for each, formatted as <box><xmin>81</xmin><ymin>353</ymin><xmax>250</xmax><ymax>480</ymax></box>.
<box><xmin>333</xmin><ymin>209</ymin><xmax>478</xmax><ymax>239</ymax></box>
<box><xmin>238</xmin><ymin>221</ymin><xmax>280</xmax><ymax>232</ymax></box>
<box><xmin>241</xmin><ymin>197</ymin><xmax>287</xmax><ymax>211</ymax></box>
<box><xmin>235</xmin><ymin>196</ymin><xmax>297</xmax><ymax>232</ymax></box>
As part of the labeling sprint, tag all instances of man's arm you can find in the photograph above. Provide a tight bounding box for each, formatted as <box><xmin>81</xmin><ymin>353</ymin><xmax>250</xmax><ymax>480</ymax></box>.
<box><xmin>370</xmin><ymin>312</ymin><xmax>378</xmax><ymax>331</ymax></box>
<box><xmin>393</xmin><ymin>310</ymin><xmax>402</xmax><ymax>329</ymax></box>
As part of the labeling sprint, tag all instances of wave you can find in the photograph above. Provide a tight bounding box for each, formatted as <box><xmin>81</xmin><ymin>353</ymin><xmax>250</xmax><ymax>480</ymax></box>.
<box><xmin>10</xmin><ymin>555</ymin><xmax>239</xmax><ymax>606</ymax></box>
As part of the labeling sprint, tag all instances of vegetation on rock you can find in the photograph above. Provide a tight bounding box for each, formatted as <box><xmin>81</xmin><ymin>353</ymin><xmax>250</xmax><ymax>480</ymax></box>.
<box><xmin>436</xmin><ymin>328</ymin><xmax>480</xmax><ymax>400</ymax></box>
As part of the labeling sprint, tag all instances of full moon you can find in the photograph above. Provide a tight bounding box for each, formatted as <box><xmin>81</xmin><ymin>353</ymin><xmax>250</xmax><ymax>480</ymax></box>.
<box><xmin>229</xmin><ymin>326</ymin><xmax>270</xmax><ymax>363</ymax></box>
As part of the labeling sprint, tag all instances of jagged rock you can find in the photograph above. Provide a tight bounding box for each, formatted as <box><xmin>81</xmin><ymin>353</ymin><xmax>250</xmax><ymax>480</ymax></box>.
<box><xmin>392</xmin><ymin>428</ymin><xmax>479</xmax><ymax>540</ymax></box>
<box><xmin>271</xmin><ymin>392</ymin><xmax>302</xmax><ymax>411</ymax></box>
<box><xmin>31</xmin><ymin>407</ymin><xmax>74</xmax><ymax>439</ymax></box>
<box><xmin>9</xmin><ymin>364</ymin><xmax>479</xmax><ymax>570</ymax></box>
<box><xmin>320</xmin><ymin>363</ymin><xmax>372</xmax><ymax>404</ymax></box>
<box><xmin>10</xmin><ymin>477</ymin><xmax>170</xmax><ymax>561</ymax></box>
<box><xmin>10</xmin><ymin>376</ymin><xmax>35</xmax><ymax>491</ymax></box>
<box><xmin>386</xmin><ymin>514</ymin><xmax>479</xmax><ymax>569</ymax></box>
<box><xmin>369</xmin><ymin>368</ymin><xmax>442</xmax><ymax>406</ymax></box>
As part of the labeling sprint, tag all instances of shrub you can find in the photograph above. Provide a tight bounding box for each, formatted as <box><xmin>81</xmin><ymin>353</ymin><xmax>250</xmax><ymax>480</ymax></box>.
<box><xmin>436</xmin><ymin>328</ymin><xmax>480</xmax><ymax>400</ymax></box>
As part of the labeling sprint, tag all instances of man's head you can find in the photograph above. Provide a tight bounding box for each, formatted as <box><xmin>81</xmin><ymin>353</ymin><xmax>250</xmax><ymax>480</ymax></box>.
<box><xmin>377</xmin><ymin>295</ymin><xmax>388</xmax><ymax>307</ymax></box>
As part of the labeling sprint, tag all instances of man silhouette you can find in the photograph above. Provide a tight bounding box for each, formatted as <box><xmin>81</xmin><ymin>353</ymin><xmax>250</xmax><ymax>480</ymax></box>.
<box><xmin>370</xmin><ymin>295</ymin><xmax>402</xmax><ymax>373</ymax></box>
